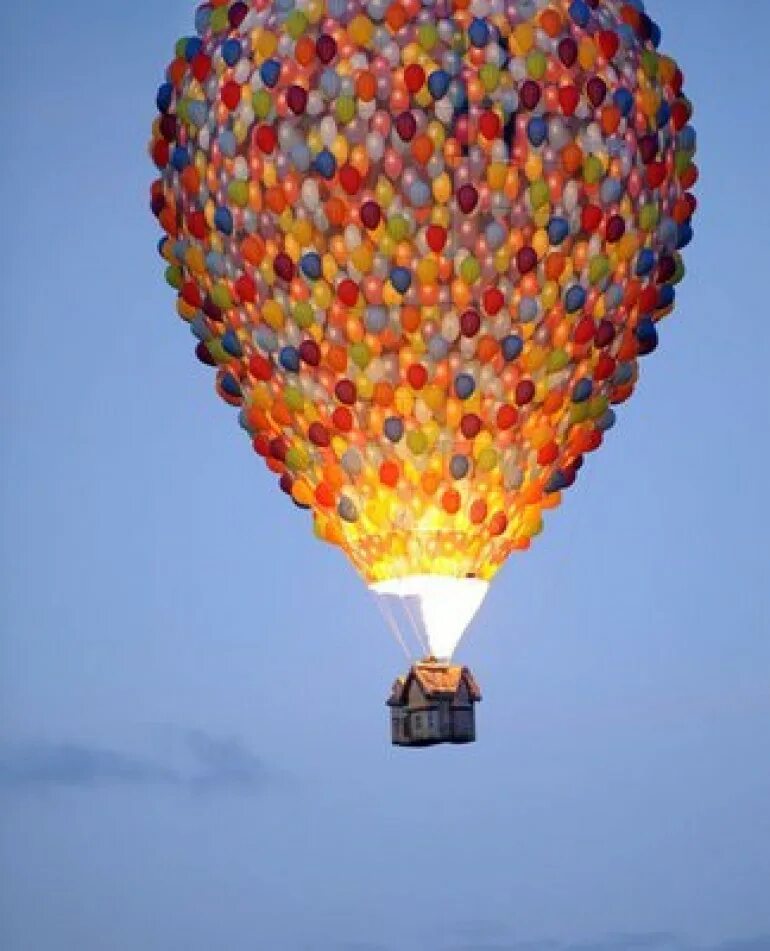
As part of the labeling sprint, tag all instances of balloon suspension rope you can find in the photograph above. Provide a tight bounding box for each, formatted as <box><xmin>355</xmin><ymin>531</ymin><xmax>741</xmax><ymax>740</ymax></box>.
<box><xmin>372</xmin><ymin>590</ymin><xmax>412</xmax><ymax>661</ymax></box>
<box><xmin>401</xmin><ymin>594</ymin><xmax>431</xmax><ymax>659</ymax></box>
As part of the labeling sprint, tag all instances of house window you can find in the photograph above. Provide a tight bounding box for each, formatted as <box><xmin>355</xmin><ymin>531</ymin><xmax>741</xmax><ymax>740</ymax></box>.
<box><xmin>414</xmin><ymin>714</ymin><xmax>422</xmax><ymax>730</ymax></box>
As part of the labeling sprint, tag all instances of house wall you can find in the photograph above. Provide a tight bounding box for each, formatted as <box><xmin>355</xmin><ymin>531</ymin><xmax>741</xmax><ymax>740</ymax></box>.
<box><xmin>452</xmin><ymin>707</ymin><xmax>475</xmax><ymax>740</ymax></box>
<box><xmin>438</xmin><ymin>700</ymin><xmax>453</xmax><ymax>738</ymax></box>
<box><xmin>409</xmin><ymin>706</ymin><xmax>441</xmax><ymax>742</ymax></box>
<box><xmin>390</xmin><ymin>710</ymin><xmax>404</xmax><ymax>743</ymax></box>
<box><xmin>408</xmin><ymin>680</ymin><xmax>427</xmax><ymax>709</ymax></box>
<box><xmin>455</xmin><ymin>681</ymin><xmax>470</xmax><ymax>704</ymax></box>
<box><xmin>391</xmin><ymin>704</ymin><xmax>477</xmax><ymax>745</ymax></box>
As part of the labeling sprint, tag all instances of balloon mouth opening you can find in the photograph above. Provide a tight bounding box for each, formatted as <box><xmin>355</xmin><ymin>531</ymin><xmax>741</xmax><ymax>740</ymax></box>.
<box><xmin>370</xmin><ymin>574</ymin><xmax>490</xmax><ymax>660</ymax></box>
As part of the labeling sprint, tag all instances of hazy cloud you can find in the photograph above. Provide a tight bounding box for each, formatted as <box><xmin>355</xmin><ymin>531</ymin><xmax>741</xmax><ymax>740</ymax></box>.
<box><xmin>442</xmin><ymin>935</ymin><xmax>770</xmax><ymax>951</ymax></box>
<box><xmin>448</xmin><ymin>919</ymin><xmax>513</xmax><ymax>941</ymax></box>
<box><xmin>0</xmin><ymin>741</ymin><xmax>177</xmax><ymax>789</ymax></box>
<box><xmin>444</xmin><ymin>936</ymin><xmax>684</xmax><ymax>951</ymax></box>
<box><xmin>184</xmin><ymin>729</ymin><xmax>266</xmax><ymax>791</ymax></box>
<box><xmin>445</xmin><ymin>944</ymin><xmax>560</xmax><ymax>951</ymax></box>
<box><xmin>0</xmin><ymin>730</ymin><xmax>267</xmax><ymax>794</ymax></box>
<box><xmin>339</xmin><ymin>944</ymin><xmax>393</xmax><ymax>951</ymax></box>
<box><xmin>713</xmin><ymin>941</ymin><xmax>770</xmax><ymax>951</ymax></box>
<box><xmin>447</xmin><ymin>946</ymin><xmax>545</xmax><ymax>951</ymax></box>
<box><xmin>565</xmin><ymin>934</ymin><xmax>688</xmax><ymax>951</ymax></box>
<box><xmin>302</xmin><ymin>943</ymin><xmax>392</xmax><ymax>951</ymax></box>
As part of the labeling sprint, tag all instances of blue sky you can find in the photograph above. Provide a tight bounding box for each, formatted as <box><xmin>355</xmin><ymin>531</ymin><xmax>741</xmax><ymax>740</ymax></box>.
<box><xmin>1</xmin><ymin>2</ymin><xmax>769</xmax><ymax>949</ymax></box>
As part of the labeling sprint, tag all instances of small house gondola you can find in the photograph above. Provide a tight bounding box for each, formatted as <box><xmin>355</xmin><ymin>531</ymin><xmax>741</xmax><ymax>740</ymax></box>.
<box><xmin>387</xmin><ymin>660</ymin><xmax>481</xmax><ymax>747</ymax></box>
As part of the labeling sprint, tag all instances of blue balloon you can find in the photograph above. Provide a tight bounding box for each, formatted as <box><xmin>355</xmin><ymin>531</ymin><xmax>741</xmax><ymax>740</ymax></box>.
<box><xmin>279</xmin><ymin>346</ymin><xmax>301</xmax><ymax>372</ymax></box>
<box><xmin>255</xmin><ymin>327</ymin><xmax>279</xmax><ymax>353</ymax></box>
<box><xmin>618</xmin><ymin>23</ymin><xmax>636</xmax><ymax>46</ymax></box>
<box><xmin>502</xmin><ymin>335</ymin><xmax>524</xmax><ymax>361</ymax></box>
<box><xmin>156</xmin><ymin>83</ymin><xmax>174</xmax><ymax>114</ymax></box>
<box><xmin>222</xmin><ymin>39</ymin><xmax>242</xmax><ymax>66</ymax></box>
<box><xmin>612</xmin><ymin>363</ymin><xmax>634</xmax><ymax>387</ymax></box>
<box><xmin>450</xmin><ymin>455</ymin><xmax>470</xmax><ymax>479</ymax></box>
<box><xmin>597</xmin><ymin>409</ymin><xmax>617</xmax><ymax>432</ymax></box>
<box><xmin>519</xmin><ymin>298</ymin><xmax>538</xmax><ymax>323</ymax></box>
<box><xmin>548</xmin><ymin>216</ymin><xmax>570</xmax><ymax>245</ymax></box>
<box><xmin>613</xmin><ymin>88</ymin><xmax>634</xmax><ymax>117</ymax></box>
<box><xmin>171</xmin><ymin>146</ymin><xmax>190</xmax><ymax>171</ymax></box>
<box><xmin>572</xmin><ymin>378</ymin><xmax>593</xmax><ymax>403</ymax></box>
<box><xmin>469</xmin><ymin>18</ymin><xmax>490</xmax><ymax>47</ymax></box>
<box><xmin>384</xmin><ymin>417</ymin><xmax>404</xmax><ymax>443</ymax></box>
<box><xmin>260</xmin><ymin>59</ymin><xmax>281</xmax><ymax>87</ymax></box>
<box><xmin>604</xmin><ymin>283</ymin><xmax>624</xmax><ymax>310</ymax></box>
<box><xmin>658</xmin><ymin>285</ymin><xmax>676</xmax><ymax>309</ymax></box>
<box><xmin>565</xmin><ymin>285</ymin><xmax>587</xmax><ymax>314</ymax></box>
<box><xmin>300</xmin><ymin>252</ymin><xmax>322</xmax><ymax>280</ymax></box>
<box><xmin>428</xmin><ymin>336</ymin><xmax>450</xmax><ymax>361</ymax></box>
<box><xmin>390</xmin><ymin>267</ymin><xmax>412</xmax><ymax>294</ymax></box>
<box><xmin>205</xmin><ymin>251</ymin><xmax>226</xmax><ymax>277</ymax></box>
<box><xmin>455</xmin><ymin>373</ymin><xmax>476</xmax><ymax>400</ymax></box>
<box><xmin>600</xmin><ymin>177</ymin><xmax>623</xmax><ymax>205</ymax></box>
<box><xmin>635</xmin><ymin>248</ymin><xmax>656</xmax><ymax>277</ymax></box>
<box><xmin>290</xmin><ymin>143</ymin><xmax>311</xmax><ymax>172</ymax></box>
<box><xmin>545</xmin><ymin>471</ymin><xmax>570</xmax><ymax>494</ymax></box>
<box><xmin>527</xmin><ymin>116</ymin><xmax>548</xmax><ymax>148</ymax></box>
<box><xmin>428</xmin><ymin>70</ymin><xmax>450</xmax><ymax>99</ymax></box>
<box><xmin>677</xmin><ymin>222</ymin><xmax>694</xmax><ymax>249</ymax></box>
<box><xmin>214</xmin><ymin>206</ymin><xmax>233</xmax><ymax>236</ymax></box>
<box><xmin>656</xmin><ymin>100</ymin><xmax>671</xmax><ymax>130</ymax></box>
<box><xmin>188</xmin><ymin>101</ymin><xmax>208</xmax><ymax>127</ymax></box>
<box><xmin>222</xmin><ymin>329</ymin><xmax>243</xmax><ymax>358</ymax></box>
<box><xmin>410</xmin><ymin>181</ymin><xmax>431</xmax><ymax>207</ymax></box>
<box><xmin>218</xmin><ymin>130</ymin><xmax>237</xmax><ymax>158</ymax></box>
<box><xmin>194</xmin><ymin>6</ymin><xmax>211</xmax><ymax>35</ymax></box>
<box><xmin>190</xmin><ymin>316</ymin><xmax>211</xmax><ymax>343</ymax></box>
<box><xmin>365</xmin><ymin>306</ymin><xmax>389</xmax><ymax>334</ymax></box>
<box><xmin>657</xmin><ymin>217</ymin><xmax>679</xmax><ymax>251</ymax></box>
<box><xmin>636</xmin><ymin>317</ymin><xmax>659</xmax><ymax>355</ymax></box>
<box><xmin>184</xmin><ymin>37</ymin><xmax>203</xmax><ymax>61</ymax></box>
<box><xmin>313</xmin><ymin>149</ymin><xmax>337</xmax><ymax>179</ymax></box>
<box><xmin>485</xmin><ymin>221</ymin><xmax>506</xmax><ymax>250</ymax></box>
<box><xmin>449</xmin><ymin>79</ymin><xmax>468</xmax><ymax>111</ymax></box>
<box><xmin>320</xmin><ymin>68</ymin><xmax>341</xmax><ymax>99</ymax></box>
<box><xmin>238</xmin><ymin>409</ymin><xmax>253</xmax><ymax>434</ymax></box>
<box><xmin>568</xmin><ymin>0</ymin><xmax>590</xmax><ymax>27</ymax></box>
<box><xmin>221</xmin><ymin>373</ymin><xmax>242</xmax><ymax>399</ymax></box>
<box><xmin>678</xmin><ymin>126</ymin><xmax>697</xmax><ymax>152</ymax></box>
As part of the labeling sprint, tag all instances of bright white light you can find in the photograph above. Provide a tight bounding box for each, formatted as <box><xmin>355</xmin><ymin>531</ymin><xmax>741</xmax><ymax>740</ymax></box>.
<box><xmin>371</xmin><ymin>575</ymin><xmax>489</xmax><ymax>660</ymax></box>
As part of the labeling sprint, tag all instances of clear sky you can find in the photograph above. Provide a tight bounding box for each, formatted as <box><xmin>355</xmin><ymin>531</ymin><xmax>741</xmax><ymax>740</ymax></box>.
<box><xmin>1</xmin><ymin>2</ymin><xmax>769</xmax><ymax>950</ymax></box>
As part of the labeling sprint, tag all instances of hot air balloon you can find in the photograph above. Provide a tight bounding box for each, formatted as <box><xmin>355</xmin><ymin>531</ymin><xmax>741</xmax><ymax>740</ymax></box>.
<box><xmin>150</xmin><ymin>0</ymin><xmax>697</xmax><ymax>745</ymax></box>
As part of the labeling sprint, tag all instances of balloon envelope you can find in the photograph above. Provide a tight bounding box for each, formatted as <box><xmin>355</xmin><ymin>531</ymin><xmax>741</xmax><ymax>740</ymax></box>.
<box><xmin>150</xmin><ymin>0</ymin><xmax>697</xmax><ymax>653</ymax></box>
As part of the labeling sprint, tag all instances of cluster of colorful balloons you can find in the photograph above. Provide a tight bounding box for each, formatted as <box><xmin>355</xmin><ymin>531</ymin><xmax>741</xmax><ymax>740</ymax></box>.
<box><xmin>150</xmin><ymin>0</ymin><xmax>696</xmax><ymax>583</ymax></box>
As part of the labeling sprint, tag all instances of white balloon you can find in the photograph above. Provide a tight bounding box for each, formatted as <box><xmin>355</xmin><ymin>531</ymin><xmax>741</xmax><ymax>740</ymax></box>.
<box><xmin>344</xmin><ymin>225</ymin><xmax>361</xmax><ymax>251</ymax></box>
<box><xmin>320</xmin><ymin>116</ymin><xmax>338</xmax><ymax>147</ymax></box>
<box><xmin>233</xmin><ymin>60</ymin><xmax>251</xmax><ymax>85</ymax></box>
<box><xmin>301</xmin><ymin>179</ymin><xmax>320</xmax><ymax>211</ymax></box>
<box><xmin>307</xmin><ymin>91</ymin><xmax>325</xmax><ymax>117</ymax></box>
<box><xmin>233</xmin><ymin>156</ymin><xmax>249</xmax><ymax>181</ymax></box>
<box><xmin>366</xmin><ymin>131</ymin><xmax>385</xmax><ymax>162</ymax></box>
<box><xmin>442</xmin><ymin>314</ymin><xmax>460</xmax><ymax>342</ymax></box>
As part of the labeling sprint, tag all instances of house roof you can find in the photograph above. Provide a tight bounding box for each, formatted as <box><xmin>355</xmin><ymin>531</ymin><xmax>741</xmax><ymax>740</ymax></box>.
<box><xmin>387</xmin><ymin>662</ymin><xmax>481</xmax><ymax>705</ymax></box>
<box><xmin>387</xmin><ymin>676</ymin><xmax>407</xmax><ymax>706</ymax></box>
